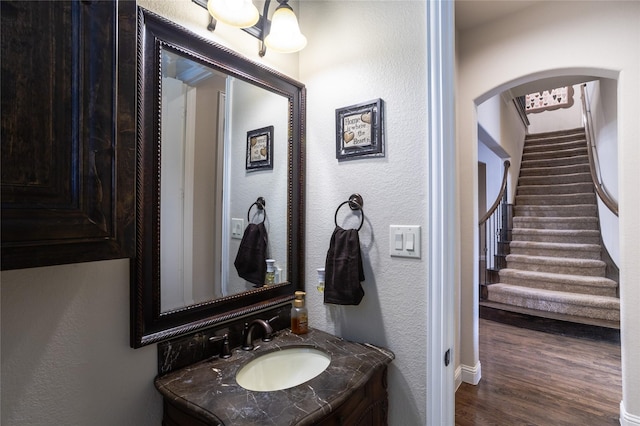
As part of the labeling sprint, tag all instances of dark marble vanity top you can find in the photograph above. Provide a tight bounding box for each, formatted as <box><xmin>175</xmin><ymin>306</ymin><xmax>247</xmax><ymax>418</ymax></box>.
<box><xmin>154</xmin><ymin>328</ymin><xmax>394</xmax><ymax>425</ymax></box>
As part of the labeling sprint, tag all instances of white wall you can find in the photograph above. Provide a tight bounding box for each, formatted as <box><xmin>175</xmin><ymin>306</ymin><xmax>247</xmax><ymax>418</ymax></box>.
<box><xmin>299</xmin><ymin>2</ymin><xmax>429</xmax><ymax>424</ymax></box>
<box><xmin>0</xmin><ymin>2</ymin><xmax>299</xmax><ymax>425</ymax></box>
<box><xmin>457</xmin><ymin>1</ymin><xmax>640</xmax><ymax>422</ymax></box>
<box><xmin>586</xmin><ymin>79</ymin><xmax>620</xmax><ymax>265</ymax></box>
<box><xmin>1</xmin><ymin>260</ymin><xmax>161</xmax><ymax>425</ymax></box>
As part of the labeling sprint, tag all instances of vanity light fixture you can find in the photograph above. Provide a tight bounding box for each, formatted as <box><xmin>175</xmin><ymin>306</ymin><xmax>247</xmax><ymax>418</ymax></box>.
<box><xmin>200</xmin><ymin>0</ymin><xmax>307</xmax><ymax>57</ymax></box>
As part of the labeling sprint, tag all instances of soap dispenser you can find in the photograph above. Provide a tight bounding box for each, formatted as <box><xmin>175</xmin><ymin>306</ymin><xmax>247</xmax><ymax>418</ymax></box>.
<box><xmin>265</xmin><ymin>259</ymin><xmax>276</xmax><ymax>285</ymax></box>
<box><xmin>290</xmin><ymin>291</ymin><xmax>308</xmax><ymax>334</ymax></box>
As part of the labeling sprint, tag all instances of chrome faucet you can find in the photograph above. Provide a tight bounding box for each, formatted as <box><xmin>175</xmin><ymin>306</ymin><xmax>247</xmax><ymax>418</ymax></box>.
<box><xmin>242</xmin><ymin>319</ymin><xmax>274</xmax><ymax>350</ymax></box>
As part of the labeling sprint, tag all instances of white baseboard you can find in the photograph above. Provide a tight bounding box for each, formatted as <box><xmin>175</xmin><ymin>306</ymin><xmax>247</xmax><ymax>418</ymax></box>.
<box><xmin>620</xmin><ymin>401</ymin><xmax>640</xmax><ymax>426</ymax></box>
<box><xmin>455</xmin><ymin>366</ymin><xmax>463</xmax><ymax>391</ymax></box>
<box><xmin>461</xmin><ymin>361</ymin><xmax>482</xmax><ymax>385</ymax></box>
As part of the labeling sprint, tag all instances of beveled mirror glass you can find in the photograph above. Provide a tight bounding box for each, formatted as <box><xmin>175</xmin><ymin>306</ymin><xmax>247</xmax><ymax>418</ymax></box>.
<box><xmin>132</xmin><ymin>8</ymin><xmax>305</xmax><ymax>348</ymax></box>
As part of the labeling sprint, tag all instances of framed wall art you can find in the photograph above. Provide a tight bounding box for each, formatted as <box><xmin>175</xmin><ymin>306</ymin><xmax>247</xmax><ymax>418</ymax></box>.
<box><xmin>246</xmin><ymin>125</ymin><xmax>274</xmax><ymax>171</ymax></box>
<box><xmin>335</xmin><ymin>98</ymin><xmax>385</xmax><ymax>160</ymax></box>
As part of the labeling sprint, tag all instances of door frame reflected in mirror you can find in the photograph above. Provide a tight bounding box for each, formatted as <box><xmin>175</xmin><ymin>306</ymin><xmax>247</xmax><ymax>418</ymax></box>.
<box><xmin>131</xmin><ymin>8</ymin><xmax>305</xmax><ymax>348</ymax></box>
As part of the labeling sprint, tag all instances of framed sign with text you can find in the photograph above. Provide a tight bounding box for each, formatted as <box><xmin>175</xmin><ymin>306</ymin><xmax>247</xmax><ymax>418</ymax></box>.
<box><xmin>246</xmin><ymin>125</ymin><xmax>274</xmax><ymax>171</ymax></box>
<box><xmin>335</xmin><ymin>98</ymin><xmax>385</xmax><ymax>160</ymax></box>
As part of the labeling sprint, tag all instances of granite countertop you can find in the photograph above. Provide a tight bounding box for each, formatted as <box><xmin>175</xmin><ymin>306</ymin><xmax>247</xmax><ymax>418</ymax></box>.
<box><xmin>154</xmin><ymin>328</ymin><xmax>395</xmax><ymax>425</ymax></box>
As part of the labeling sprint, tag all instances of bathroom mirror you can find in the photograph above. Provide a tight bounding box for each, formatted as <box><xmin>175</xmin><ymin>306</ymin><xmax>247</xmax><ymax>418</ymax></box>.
<box><xmin>132</xmin><ymin>8</ymin><xmax>305</xmax><ymax>348</ymax></box>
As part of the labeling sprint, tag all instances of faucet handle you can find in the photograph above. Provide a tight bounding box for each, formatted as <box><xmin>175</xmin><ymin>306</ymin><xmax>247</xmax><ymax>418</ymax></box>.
<box><xmin>209</xmin><ymin>334</ymin><xmax>232</xmax><ymax>359</ymax></box>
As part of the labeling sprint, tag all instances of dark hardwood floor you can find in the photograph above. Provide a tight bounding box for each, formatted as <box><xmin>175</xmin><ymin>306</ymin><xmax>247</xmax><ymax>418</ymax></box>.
<box><xmin>455</xmin><ymin>318</ymin><xmax>622</xmax><ymax>425</ymax></box>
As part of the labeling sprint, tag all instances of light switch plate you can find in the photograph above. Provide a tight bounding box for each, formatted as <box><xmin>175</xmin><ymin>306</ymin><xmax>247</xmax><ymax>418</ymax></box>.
<box><xmin>389</xmin><ymin>225</ymin><xmax>421</xmax><ymax>258</ymax></box>
<box><xmin>231</xmin><ymin>218</ymin><xmax>244</xmax><ymax>239</ymax></box>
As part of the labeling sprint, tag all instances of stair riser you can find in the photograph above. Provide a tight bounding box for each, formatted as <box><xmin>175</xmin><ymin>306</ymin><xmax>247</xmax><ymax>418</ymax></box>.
<box><xmin>518</xmin><ymin>173</ymin><xmax>592</xmax><ymax>186</ymax></box>
<box><xmin>525</xmin><ymin>128</ymin><xmax>585</xmax><ymax>143</ymax></box>
<box><xmin>525</xmin><ymin>133</ymin><xmax>586</xmax><ymax>145</ymax></box>
<box><xmin>486</xmin><ymin>290</ymin><xmax>619</xmax><ymax>321</ymax></box>
<box><xmin>512</xmin><ymin>219</ymin><xmax>598</xmax><ymax>230</ymax></box>
<box><xmin>516</xmin><ymin>193</ymin><xmax>596</xmax><ymax>206</ymax></box>
<box><xmin>521</xmin><ymin>155</ymin><xmax>589</xmax><ymax>170</ymax></box>
<box><xmin>514</xmin><ymin>205</ymin><xmax>597</xmax><ymax>217</ymax></box>
<box><xmin>517</xmin><ymin>183</ymin><xmax>594</xmax><ymax>195</ymax></box>
<box><xmin>506</xmin><ymin>260</ymin><xmax>605</xmax><ymax>277</ymax></box>
<box><xmin>498</xmin><ymin>275</ymin><xmax>617</xmax><ymax>297</ymax></box>
<box><xmin>523</xmin><ymin>140</ymin><xmax>586</xmax><ymax>154</ymax></box>
<box><xmin>509</xmin><ymin>246</ymin><xmax>601</xmax><ymax>260</ymax></box>
<box><xmin>519</xmin><ymin>164</ymin><xmax>590</xmax><ymax>177</ymax></box>
<box><xmin>512</xmin><ymin>233</ymin><xmax>601</xmax><ymax>245</ymax></box>
<box><xmin>522</xmin><ymin>147</ymin><xmax>588</xmax><ymax>162</ymax></box>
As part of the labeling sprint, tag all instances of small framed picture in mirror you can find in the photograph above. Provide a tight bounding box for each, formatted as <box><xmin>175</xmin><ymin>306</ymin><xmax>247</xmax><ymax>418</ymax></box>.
<box><xmin>336</xmin><ymin>98</ymin><xmax>385</xmax><ymax>161</ymax></box>
<box><xmin>246</xmin><ymin>125</ymin><xmax>274</xmax><ymax>171</ymax></box>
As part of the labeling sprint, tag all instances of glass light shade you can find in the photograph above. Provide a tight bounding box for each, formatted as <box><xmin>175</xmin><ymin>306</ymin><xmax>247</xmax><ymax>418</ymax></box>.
<box><xmin>207</xmin><ymin>0</ymin><xmax>260</xmax><ymax>28</ymax></box>
<box><xmin>264</xmin><ymin>5</ymin><xmax>307</xmax><ymax>53</ymax></box>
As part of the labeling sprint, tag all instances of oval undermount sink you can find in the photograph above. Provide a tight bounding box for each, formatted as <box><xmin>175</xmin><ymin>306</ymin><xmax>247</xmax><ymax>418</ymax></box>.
<box><xmin>236</xmin><ymin>347</ymin><xmax>331</xmax><ymax>392</ymax></box>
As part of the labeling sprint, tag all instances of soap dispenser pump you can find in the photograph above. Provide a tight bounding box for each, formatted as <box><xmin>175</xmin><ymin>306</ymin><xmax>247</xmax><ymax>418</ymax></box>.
<box><xmin>290</xmin><ymin>291</ymin><xmax>308</xmax><ymax>334</ymax></box>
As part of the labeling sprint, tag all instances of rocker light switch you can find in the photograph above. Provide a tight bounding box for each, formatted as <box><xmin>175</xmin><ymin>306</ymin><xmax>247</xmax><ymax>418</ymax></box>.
<box><xmin>394</xmin><ymin>232</ymin><xmax>404</xmax><ymax>250</ymax></box>
<box><xmin>389</xmin><ymin>225</ymin><xmax>421</xmax><ymax>258</ymax></box>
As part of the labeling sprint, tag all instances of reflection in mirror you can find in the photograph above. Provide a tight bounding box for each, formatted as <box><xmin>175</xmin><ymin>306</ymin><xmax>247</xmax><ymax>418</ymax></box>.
<box><xmin>132</xmin><ymin>8</ymin><xmax>305</xmax><ymax>348</ymax></box>
<box><xmin>159</xmin><ymin>50</ymin><xmax>226</xmax><ymax>312</ymax></box>
<box><xmin>158</xmin><ymin>50</ymin><xmax>290</xmax><ymax>313</ymax></box>
<box><xmin>223</xmin><ymin>77</ymin><xmax>289</xmax><ymax>296</ymax></box>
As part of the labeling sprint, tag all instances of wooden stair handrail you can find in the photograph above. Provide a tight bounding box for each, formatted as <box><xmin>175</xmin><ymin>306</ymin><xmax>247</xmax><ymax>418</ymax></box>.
<box><xmin>479</xmin><ymin>160</ymin><xmax>511</xmax><ymax>225</ymax></box>
<box><xmin>580</xmin><ymin>84</ymin><xmax>619</xmax><ymax>217</ymax></box>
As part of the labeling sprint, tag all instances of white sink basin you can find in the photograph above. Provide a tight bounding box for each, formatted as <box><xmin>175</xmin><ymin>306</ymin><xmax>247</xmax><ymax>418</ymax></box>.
<box><xmin>236</xmin><ymin>347</ymin><xmax>331</xmax><ymax>392</ymax></box>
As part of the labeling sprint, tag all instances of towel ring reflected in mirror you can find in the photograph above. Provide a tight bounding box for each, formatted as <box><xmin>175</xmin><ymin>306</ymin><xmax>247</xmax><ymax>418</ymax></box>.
<box><xmin>334</xmin><ymin>193</ymin><xmax>364</xmax><ymax>231</ymax></box>
<box><xmin>247</xmin><ymin>197</ymin><xmax>267</xmax><ymax>223</ymax></box>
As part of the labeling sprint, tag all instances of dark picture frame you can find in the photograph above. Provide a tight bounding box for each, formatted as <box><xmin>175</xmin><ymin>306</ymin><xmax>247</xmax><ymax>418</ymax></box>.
<box><xmin>335</xmin><ymin>98</ymin><xmax>384</xmax><ymax>160</ymax></box>
<box><xmin>246</xmin><ymin>125</ymin><xmax>274</xmax><ymax>171</ymax></box>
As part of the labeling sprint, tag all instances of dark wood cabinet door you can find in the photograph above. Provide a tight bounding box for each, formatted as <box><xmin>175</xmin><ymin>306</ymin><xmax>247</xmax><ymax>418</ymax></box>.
<box><xmin>1</xmin><ymin>0</ymin><xmax>136</xmax><ymax>270</ymax></box>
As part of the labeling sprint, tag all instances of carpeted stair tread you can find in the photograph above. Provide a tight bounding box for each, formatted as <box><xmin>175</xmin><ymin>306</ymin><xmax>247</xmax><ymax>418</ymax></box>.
<box><xmin>498</xmin><ymin>268</ymin><xmax>617</xmax><ymax>297</ymax></box>
<box><xmin>518</xmin><ymin>172</ymin><xmax>592</xmax><ymax>186</ymax></box>
<box><xmin>521</xmin><ymin>154</ymin><xmax>590</xmax><ymax>169</ymax></box>
<box><xmin>523</xmin><ymin>139</ymin><xmax>587</xmax><ymax>154</ymax></box>
<box><xmin>515</xmin><ymin>192</ymin><xmax>596</xmax><ymax>206</ymax></box>
<box><xmin>487</xmin><ymin>284</ymin><xmax>619</xmax><ymax>321</ymax></box>
<box><xmin>511</xmin><ymin>228</ymin><xmax>600</xmax><ymax>244</ymax></box>
<box><xmin>499</xmin><ymin>268</ymin><xmax>617</xmax><ymax>287</ymax></box>
<box><xmin>512</xmin><ymin>216</ymin><xmax>598</xmax><ymax>230</ymax></box>
<box><xmin>522</xmin><ymin>146</ymin><xmax>588</xmax><ymax>161</ymax></box>
<box><xmin>514</xmin><ymin>204</ymin><xmax>597</xmax><ymax>217</ymax></box>
<box><xmin>506</xmin><ymin>254</ymin><xmax>606</xmax><ymax>277</ymax></box>
<box><xmin>509</xmin><ymin>241</ymin><xmax>601</xmax><ymax>259</ymax></box>
<box><xmin>517</xmin><ymin>182</ymin><xmax>594</xmax><ymax>195</ymax></box>
<box><xmin>519</xmin><ymin>163</ymin><xmax>590</xmax><ymax>177</ymax></box>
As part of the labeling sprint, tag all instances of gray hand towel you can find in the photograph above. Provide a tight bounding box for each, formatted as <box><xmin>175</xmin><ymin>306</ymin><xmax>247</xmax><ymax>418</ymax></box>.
<box><xmin>324</xmin><ymin>227</ymin><xmax>365</xmax><ymax>305</ymax></box>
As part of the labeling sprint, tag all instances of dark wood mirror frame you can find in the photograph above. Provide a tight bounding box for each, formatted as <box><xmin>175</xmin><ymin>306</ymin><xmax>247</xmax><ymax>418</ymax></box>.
<box><xmin>131</xmin><ymin>8</ymin><xmax>305</xmax><ymax>348</ymax></box>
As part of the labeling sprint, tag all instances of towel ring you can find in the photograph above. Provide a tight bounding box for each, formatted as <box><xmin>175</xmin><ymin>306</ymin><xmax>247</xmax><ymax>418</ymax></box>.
<box><xmin>334</xmin><ymin>194</ymin><xmax>364</xmax><ymax>231</ymax></box>
<box><xmin>247</xmin><ymin>197</ymin><xmax>266</xmax><ymax>223</ymax></box>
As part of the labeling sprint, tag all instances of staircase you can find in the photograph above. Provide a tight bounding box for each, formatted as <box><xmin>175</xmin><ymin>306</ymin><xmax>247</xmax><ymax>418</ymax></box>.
<box><xmin>485</xmin><ymin>128</ymin><xmax>620</xmax><ymax>326</ymax></box>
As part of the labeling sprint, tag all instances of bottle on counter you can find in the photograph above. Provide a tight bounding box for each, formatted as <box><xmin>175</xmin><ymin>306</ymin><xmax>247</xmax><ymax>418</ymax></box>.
<box><xmin>265</xmin><ymin>259</ymin><xmax>276</xmax><ymax>285</ymax></box>
<box><xmin>316</xmin><ymin>267</ymin><xmax>325</xmax><ymax>293</ymax></box>
<box><xmin>290</xmin><ymin>291</ymin><xmax>308</xmax><ymax>334</ymax></box>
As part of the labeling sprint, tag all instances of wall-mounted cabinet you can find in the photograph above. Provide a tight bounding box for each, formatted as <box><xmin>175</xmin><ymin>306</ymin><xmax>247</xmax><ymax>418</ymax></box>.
<box><xmin>1</xmin><ymin>0</ymin><xmax>136</xmax><ymax>270</ymax></box>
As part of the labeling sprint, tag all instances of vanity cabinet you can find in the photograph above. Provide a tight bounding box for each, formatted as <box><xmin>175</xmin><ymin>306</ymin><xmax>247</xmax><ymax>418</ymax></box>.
<box><xmin>155</xmin><ymin>328</ymin><xmax>394</xmax><ymax>426</ymax></box>
<box><xmin>0</xmin><ymin>0</ymin><xmax>136</xmax><ymax>270</ymax></box>
<box><xmin>315</xmin><ymin>367</ymin><xmax>389</xmax><ymax>425</ymax></box>
<box><xmin>159</xmin><ymin>366</ymin><xmax>389</xmax><ymax>426</ymax></box>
